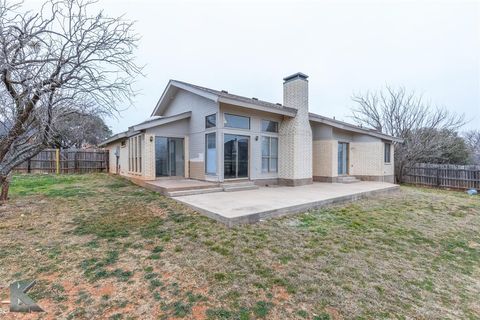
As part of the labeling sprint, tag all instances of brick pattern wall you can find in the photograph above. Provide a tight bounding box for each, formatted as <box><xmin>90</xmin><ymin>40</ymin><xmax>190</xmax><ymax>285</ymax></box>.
<box><xmin>144</xmin><ymin>134</ymin><xmax>156</xmax><ymax>180</ymax></box>
<box><xmin>279</xmin><ymin>78</ymin><xmax>313</xmax><ymax>181</ymax></box>
<box><xmin>350</xmin><ymin>141</ymin><xmax>383</xmax><ymax>176</ymax></box>
<box><xmin>312</xmin><ymin>140</ymin><xmax>337</xmax><ymax>177</ymax></box>
<box><xmin>350</xmin><ymin>140</ymin><xmax>395</xmax><ymax>181</ymax></box>
<box><xmin>189</xmin><ymin>161</ymin><xmax>205</xmax><ymax>180</ymax></box>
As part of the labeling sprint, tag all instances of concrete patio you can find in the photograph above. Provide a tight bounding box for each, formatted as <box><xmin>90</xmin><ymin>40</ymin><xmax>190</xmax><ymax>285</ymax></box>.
<box><xmin>174</xmin><ymin>181</ymin><xmax>400</xmax><ymax>226</ymax></box>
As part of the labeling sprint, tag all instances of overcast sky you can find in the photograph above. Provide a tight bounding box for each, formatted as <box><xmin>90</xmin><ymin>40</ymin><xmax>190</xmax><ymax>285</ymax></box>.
<box><xmin>30</xmin><ymin>0</ymin><xmax>480</xmax><ymax>132</ymax></box>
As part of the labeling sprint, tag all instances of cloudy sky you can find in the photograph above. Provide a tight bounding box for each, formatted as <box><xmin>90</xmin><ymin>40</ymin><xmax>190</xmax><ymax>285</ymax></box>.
<box><xmin>31</xmin><ymin>0</ymin><xmax>480</xmax><ymax>132</ymax></box>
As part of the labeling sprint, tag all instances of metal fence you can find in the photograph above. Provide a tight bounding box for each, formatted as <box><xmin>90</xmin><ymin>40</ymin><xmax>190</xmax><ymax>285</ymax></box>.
<box><xmin>13</xmin><ymin>149</ymin><xmax>109</xmax><ymax>174</ymax></box>
<box><xmin>403</xmin><ymin>163</ymin><xmax>480</xmax><ymax>190</ymax></box>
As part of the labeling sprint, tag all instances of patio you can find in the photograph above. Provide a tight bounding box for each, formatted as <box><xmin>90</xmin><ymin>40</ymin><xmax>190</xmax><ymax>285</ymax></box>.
<box><xmin>129</xmin><ymin>177</ymin><xmax>222</xmax><ymax>196</ymax></box>
<box><xmin>174</xmin><ymin>181</ymin><xmax>400</xmax><ymax>226</ymax></box>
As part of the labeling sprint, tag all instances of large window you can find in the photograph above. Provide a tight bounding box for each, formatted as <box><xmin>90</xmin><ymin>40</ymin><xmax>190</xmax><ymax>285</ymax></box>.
<box><xmin>261</xmin><ymin>120</ymin><xmax>278</xmax><ymax>133</ymax></box>
<box><xmin>205</xmin><ymin>133</ymin><xmax>217</xmax><ymax>174</ymax></box>
<box><xmin>128</xmin><ymin>135</ymin><xmax>143</xmax><ymax>173</ymax></box>
<box><xmin>384</xmin><ymin>143</ymin><xmax>391</xmax><ymax>163</ymax></box>
<box><xmin>224</xmin><ymin>113</ymin><xmax>250</xmax><ymax>129</ymax></box>
<box><xmin>206</xmin><ymin>114</ymin><xmax>216</xmax><ymax>128</ymax></box>
<box><xmin>261</xmin><ymin>137</ymin><xmax>278</xmax><ymax>173</ymax></box>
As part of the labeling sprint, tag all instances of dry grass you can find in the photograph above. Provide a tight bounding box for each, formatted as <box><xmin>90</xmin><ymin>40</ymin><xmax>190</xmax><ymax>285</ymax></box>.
<box><xmin>0</xmin><ymin>173</ymin><xmax>479</xmax><ymax>319</ymax></box>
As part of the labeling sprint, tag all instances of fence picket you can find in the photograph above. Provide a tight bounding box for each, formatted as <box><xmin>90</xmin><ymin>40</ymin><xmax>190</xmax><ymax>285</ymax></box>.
<box><xmin>403</xmin><ymin>163</ymin><xmax>480</xmax><ymax>190</ymax></box>
<box><xmin>13</xmin><ymin>149</ymin><xmax>109</xmax><ymax>174</ymax></box>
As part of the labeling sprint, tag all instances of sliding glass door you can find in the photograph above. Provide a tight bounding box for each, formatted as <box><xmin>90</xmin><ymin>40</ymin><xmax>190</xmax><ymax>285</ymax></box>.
<box><xmin>338</xmin><ymin>142</ymin><xmax>349</xmax><ymax>175</ymax></box>
<box><xmin>224</xmin><ymin>134</ymin><xmax>249</xmax><ymax>179</ymax></box>
<box><xmin>155</xmin><ymin>137</ymin><xmax>184</xmax><ymax>177</ymax></box>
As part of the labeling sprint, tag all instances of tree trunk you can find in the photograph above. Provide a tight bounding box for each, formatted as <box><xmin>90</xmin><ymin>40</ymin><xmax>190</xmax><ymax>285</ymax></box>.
<box><xmin>0</xmin><ymin>175</ymin><xmax>11</xmax><ymax>204</ymax></box>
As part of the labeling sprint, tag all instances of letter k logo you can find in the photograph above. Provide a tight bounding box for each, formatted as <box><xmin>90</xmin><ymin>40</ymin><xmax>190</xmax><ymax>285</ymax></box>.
<box><xmin>10</xmin><ymin>280</ymin><xmax>43</xmax><ymax>312</ymax></box>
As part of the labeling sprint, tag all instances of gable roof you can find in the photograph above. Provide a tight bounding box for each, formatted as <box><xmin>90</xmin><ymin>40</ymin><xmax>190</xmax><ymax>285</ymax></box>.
<box><xmin>309</xmin><ymin>113</ymin><xmax>403</xmax><ymax>142</ymax></box>
<box><xmin>98</xmin><ymin>112</ymin><xmax>191</xmax><ymax>147</ymax></box>
<box><xmin>151</xmin><ymin>80</ymin><xmax>297</xmax><ymax>117</ymax></box>
<box><xmin>101</xmin><ymin>79</ymin><xmax>402</xmax><ymax>146</ymax></box>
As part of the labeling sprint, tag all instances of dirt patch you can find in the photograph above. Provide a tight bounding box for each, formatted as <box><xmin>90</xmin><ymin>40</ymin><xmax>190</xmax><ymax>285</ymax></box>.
<box><xmin>191</xmin><ymin>304</ymin><xmax>208</xmax><ymax>320</ymax></box>
<box><xmin>325</xmin><ymin>306</ymin><xmax>344</xmax><ymax>320</ymax></box>
<box><xmin>1</xmin><ymin>175</ymin><xmax>479</xmax><ymax>319</ymax></box>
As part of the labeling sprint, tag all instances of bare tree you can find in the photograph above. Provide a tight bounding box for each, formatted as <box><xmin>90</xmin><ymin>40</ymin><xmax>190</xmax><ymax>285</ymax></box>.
<box><xmin>0</xmin><ymin>0</ymin><xmax>141</xmax><ymax>202</ymax></box>
<box><xmin>51</xmin><ymin>112</ymin><xmax>112</xmax><ymax>148</ymax></box>
<box><xmin>351</xmin><ymin>86</ymin><xmax>465</xmax><ymax>182</ymax></box>
<box><xmin>463</xmin><ymin>130</ymin><xmax>480</xmax><ymax>165</ymax></box>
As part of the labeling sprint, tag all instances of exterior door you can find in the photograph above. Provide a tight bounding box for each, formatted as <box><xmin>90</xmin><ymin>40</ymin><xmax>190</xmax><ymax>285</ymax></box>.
<box><xmin>338</xmin><ymin>142</ymin><xmax>349</xmax><ymax>175</ymax></box>
<box><xmin>224</xmin><ymin>134</ymin><xmax>249</xmax><ymax>179</ymax></box>
<box><xmin>155</xmin><ymin>137</ymin><xmax>184</xmax><ymax>177</ymax></box>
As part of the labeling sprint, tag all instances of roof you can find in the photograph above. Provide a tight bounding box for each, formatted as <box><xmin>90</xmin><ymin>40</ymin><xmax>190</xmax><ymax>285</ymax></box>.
<box><xmin>132</xmin><ymin>111</ymin><xmax>191</xmax><ymax>131</ymax></box>
<box><xmin>98</xmin><ymin>131</ymin><xmax>130</xmax><ymax>147</ymax></box>
<box><xmin>309</xmin><ymin>113</ymin><xmax>403</xmax><ymax>142</ymax></box>
<box><xmin>99</xmin><ymin>112</ymin><xmax>192</xmax><ymax>147</ymax></box>
<box><xmin>151</xmin><ymin>80</ymin><xmax>298</xmax><ymax>117</ymax></box>
<box><xmin>101</xmin><ymin>78</ymin><xmax>402</xmax><ymax>146</ymax></box>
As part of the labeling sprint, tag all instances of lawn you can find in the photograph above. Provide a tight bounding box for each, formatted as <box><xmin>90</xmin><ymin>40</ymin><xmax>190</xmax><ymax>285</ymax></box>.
<box><xmin>0</xmin><ymin>174</ymin><xmax>479</xmax><ymax>319</ymax></box>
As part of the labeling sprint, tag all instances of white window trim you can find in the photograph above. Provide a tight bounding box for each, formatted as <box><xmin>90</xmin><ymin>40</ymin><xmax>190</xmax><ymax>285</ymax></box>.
<box><xmin>223</xmin><ymin>113</ymin><xmax>251</xmax><ymax>130</ymax></box>
<box><xmin>128</xmin><ymin>134</ymin><xmax>143</xmax><ymax>174</ymax></box>
<box><xmin>262</xmin><ymin>136</ymin><xmax>278</xmax><ymax>173</ymax></box>
<box><xmin>261</xmin><ymin>119</ymin><xmax>279</xmax><ymax>133</ymax></box>
<box><xmin>384</xmin><ymin>142</ymin><xmax>391</xmax><ymax>164</ymax></box>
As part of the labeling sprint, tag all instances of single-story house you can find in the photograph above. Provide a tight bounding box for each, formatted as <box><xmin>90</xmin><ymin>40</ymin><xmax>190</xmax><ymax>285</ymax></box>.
<box><xmin>100</xmin><ymin>73</ymin><xmax>401</xmax><ymax>186</ymax></box>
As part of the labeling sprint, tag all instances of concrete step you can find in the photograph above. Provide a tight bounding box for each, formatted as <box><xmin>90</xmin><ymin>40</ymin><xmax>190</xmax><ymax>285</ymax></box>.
<box><xmin>167</xmin><ymin>187</ymin><xmax>224</xmax><ymax>197</ymax></box>
<box><xmin>221</xmin><ymin>181</ymin><xmax>259</xmax><ymax>192</ymax></box>
<box><xmin>337</xmin><ymin>176</ymin><xmax>360</xmax><ymax>184</ymax></box>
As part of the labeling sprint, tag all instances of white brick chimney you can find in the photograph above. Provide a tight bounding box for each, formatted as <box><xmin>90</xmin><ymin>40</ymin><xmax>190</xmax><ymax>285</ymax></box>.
<box><xmin>278</xmin><ymin>72</ymin><xmax>313</xmax><ymax>186</ymax></box>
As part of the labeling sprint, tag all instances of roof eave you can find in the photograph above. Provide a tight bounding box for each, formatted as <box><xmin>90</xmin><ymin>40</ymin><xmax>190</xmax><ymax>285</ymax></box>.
<box><xmin>98</xmin><ymin>132</ymin><xmax>129</xmax><ymax>147</ymax></box>
<box><xmin>151</xmin><ymin>80</ymin><xmax>219</xmax><ymax>117</ymax></box>
<box><xmin>309</xmin><ymin>114</ymin><xmax>403</xmax><ymax>142</ymax></box>
<box><xmin>132</xmin><ymin>111</ymin><xmax>192</xmax><ymax>131</ymax></box>
<box><xmin>218</xmin><ymin>97</ymin><xmax>297</xmax><ymax>117</ymax></box>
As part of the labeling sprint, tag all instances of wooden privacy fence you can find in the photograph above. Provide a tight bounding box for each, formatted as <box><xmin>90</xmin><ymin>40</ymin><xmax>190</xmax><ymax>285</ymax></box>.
<box><xmin>13</xmin><ymin>149</ymin><xmax>109</xmax><ymax>174</ymax></box>
<box><xmin>403</xmin><ymin>163</ymin><xmax>480</xmax><ymax>190</ymax></box>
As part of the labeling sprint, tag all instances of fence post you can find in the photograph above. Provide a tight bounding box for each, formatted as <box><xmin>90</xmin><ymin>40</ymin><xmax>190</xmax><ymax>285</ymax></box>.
<box><xmin>436</xmin><ymin>167</ymin><xmax>440</xmax><ymax>187</ymax></box>
<box><xmin>105</xmin><ymin>150</ymin><xmax>109</xmax><ymax>173</ymax></box>
<box><xmin>56</xmin><ymin>149</ymin><xmax>60</xmax><ymax>174</ymax></box>
<box><xmin>74</xmin><ymin>152</ymin><xmax>78</xmax><ymax>173</ymax></box>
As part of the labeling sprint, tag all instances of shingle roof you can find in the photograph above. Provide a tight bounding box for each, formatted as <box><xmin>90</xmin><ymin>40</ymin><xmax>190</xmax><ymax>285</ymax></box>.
<box><xmin>309</xmin><ymin>112</ymin><xmax>403</xmax><ymax>142</ymax></box>
<box><xmin>173</xmin><ymin>80</ymin><xmax>297</xmax><ymax>114</ymax></box>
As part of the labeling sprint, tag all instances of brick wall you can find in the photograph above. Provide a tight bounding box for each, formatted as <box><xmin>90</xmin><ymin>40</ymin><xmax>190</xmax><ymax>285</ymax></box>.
<box><xmin>278</xmin><ymin>75</ymin><xmax>313</xmax><ymax>183</ymax></box>
<box><xmin>312</xmin><ymin>140</ymin><xmax>337</xmax><ymax>177</ymax></box>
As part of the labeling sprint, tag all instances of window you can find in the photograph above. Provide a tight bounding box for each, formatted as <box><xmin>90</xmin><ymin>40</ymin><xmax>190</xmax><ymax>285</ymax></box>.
<box><xmin>205</xmin><ymin>114</ymin><xmax>216</xmax><ymax>128</ymax></box>
<box><xmin>384</xmin><ymin>143</ymin><xmax>391</xmax><ymax>163</ymax></box>
<box><xmin>128</xmin><ymin>135</ymin><xmax>143</xmax><ymax>173</ymax></box>
<box><xmin>262</xmin><ymin>137</ymin><xmax>278</xmax><ymax>173</ymax></box>
<box><xmin>224</xmin><ymin>113</ymin><xmax>250</xmax><ymax>129</ymax></box>
<box><xmin>261</xmin><ymin>120</ymin><xmax>278</xmax><ymax>133</ymax></box>
<box><xmin>205</xmin><ymin>133</ymin><xmax>216</xmax><ymax>174</ymax></box>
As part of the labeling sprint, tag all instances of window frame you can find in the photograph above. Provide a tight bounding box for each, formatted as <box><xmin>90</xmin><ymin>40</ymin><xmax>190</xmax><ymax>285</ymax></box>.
<box><xmin>205</xmin><ymin>132</ymin><xmax>217</xmax><ymax>175</ymax></box>
<box><xmin>261</xmin><ymin>136</ymin><xmax>278</xmax><ymax>173</ymax></box>
<box><xmin>384</xmin><ymin>142</ymin><xmax>391</xmax><ymax>163</ymax></box>
<box><xmin>205</xmin><ymin>114</ymin><xmax>216</xmax><ymax>129</ymax></box>
<box><xmin>261</xmin><ymin>119</ymin><xmax>279</xmax><ymax>133</ymax></box>
<box><xmin>128</xmin><ymin>134</ymin><xmax>143</xmax><ymax>174</ymax></box>
<box><xmin>224</xmin><ymin>113</ymin><xmax>250</xmax><ymax>130</ymax></box>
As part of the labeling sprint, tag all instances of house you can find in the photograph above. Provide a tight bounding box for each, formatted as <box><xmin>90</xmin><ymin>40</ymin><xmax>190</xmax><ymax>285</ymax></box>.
<box><xmin>100</xmin><ymin>73</ymin><xmax>401</xmax><ymax>187</ymax></box>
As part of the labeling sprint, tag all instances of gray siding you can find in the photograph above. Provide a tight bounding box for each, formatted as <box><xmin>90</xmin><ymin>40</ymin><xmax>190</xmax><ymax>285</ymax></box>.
<box><xmin>161</xmin><ymin>89</ymin><xmax>219</xmax><ymax>165</ymax></box>
<box><xmin>311</xmin><ymin>123</ymin><xmax>333</xmax><ymax>140</ymax></box>
<box><xmin>145</xmin><ymin>119</ymin><xmax>189</xmax><ymax>137</ymax></box>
